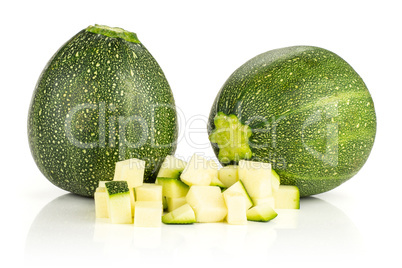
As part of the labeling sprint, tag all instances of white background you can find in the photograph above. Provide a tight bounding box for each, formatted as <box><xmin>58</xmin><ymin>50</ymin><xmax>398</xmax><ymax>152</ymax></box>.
<box><xmin>1</xmin><ymin>0</ymin><xmax>401</xmax><ymax>267</ymax></box>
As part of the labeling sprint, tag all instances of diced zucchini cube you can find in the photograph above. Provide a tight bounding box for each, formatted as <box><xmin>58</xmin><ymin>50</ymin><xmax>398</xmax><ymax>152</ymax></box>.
<box><xmin>222</xmin><ymin>181</ymin><xmax>253</xmax><ymax>209</ymax></box>
<box><xmin>166</xmin><ymin>196</ymin><xmax>187</xmax><ymax>212</ymax></box>
<box><xmin>252</xmin><ymin>196</ymin><xmax>275</xmax><ymax>208</ymax></box>
<box><xmin>186</xmin><ymin>186</ymin><xmax>227</xmax><ymax>223</ymax></box>
<box><xmin>223</xmin><ymin>192</ymin><xmax>247</xmax><ymax>225</ymax></box>
<box><xmin>134</xmin><ymin>183</ymin><xmax>163</xmax><ymax>202</ymax></box>
<box><xmin>218</xmin><ymin>165</ymin><xmax>239</xmax><ymax>188</ymax></box>
<box><xmin>113</xmin><ymin>158</ymin><xmax>145</xmax><ymax>189</ymax></box>
<box><xmin>238</xmin><ymin>160</ymin><xmax>272</xmax><ymax>198</ymax></box>
<box><xmin>273</xmin><ymin>185</ymin><xmax>300</xmax><ymax>209</ymax></box>
<box><xmin>162</xmin><ymin>204</ymin><xmax>196</xmax><ymax>224</ymax></box>
<box><xmin>180</xmin><ymin>154</ymin><xmax>219</xmax><ymax>186</ymax></box>
<box><xmin>95</xmin><ymin>187</ymin><xmax>109</xmax><ymax>218</ymax></box>
<box><xmin>155</xmin><ymin>177</ymin><xmax>189</xmax><ymax>198</ymax></box>
<box><xmin>157</xmin><ymin>155</ymin><xmax>187</xmax><ymax>179</ymax></box>
<box><xmin>134</xmin><ymin>201</ymin><xmax>163</xmax><ymax>227</ymax></box>
<box><xmin>105</xmin><ymin>181</ymin><xmax>132</xmax><ymax>224</ymax></box>
<box><xmin>247</xmin><ymin>203</ymin><xmax>278</xmax><ymax>222</ymax></box>
<box><xmin>271</xmin><ymin>169</ymin><xmax>281</xmax><ymax>192</ymax></box>
<box><xmin>130</xmin><ymin>188</ymin><xmax>135</xmax><ymax>216</ymax></box>
<box><xmin>210</xmin><ymin>176</ymin><xmax>226</xmax><ymax>188</ymax></box>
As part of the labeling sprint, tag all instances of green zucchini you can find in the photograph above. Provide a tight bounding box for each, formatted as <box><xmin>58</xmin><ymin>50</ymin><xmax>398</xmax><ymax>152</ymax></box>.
<box><xmin>208</xmin><ymin>46</ymin><xmax>376</xmax><ymax>196</ymax></box>
<box><xmin>28</xmin><ymin>25</ymin><xmax>178</xmax><ymax>197</ymax></box>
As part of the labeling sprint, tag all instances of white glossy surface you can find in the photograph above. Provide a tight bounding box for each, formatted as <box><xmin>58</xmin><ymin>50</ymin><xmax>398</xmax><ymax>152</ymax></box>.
<box><xmin>2</xmin><ymin>1</ymin><xmax>401</xmax><ymax>267</ymax></box>
<box><xmin>24</xmin><ymin>195</ymin><xmax>363</xmax><ymax>266</ymax></box>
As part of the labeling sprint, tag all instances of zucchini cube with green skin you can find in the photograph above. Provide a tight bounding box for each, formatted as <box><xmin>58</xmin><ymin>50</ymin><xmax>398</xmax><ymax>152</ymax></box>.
<box><xmin>273</xmin><ymin>185</ymin><xmax>300</xmax><ymax>209</ymax></box>
<box><xmin>114</xmin><ymin>158</ymin><xmax>144</xmax><ymax>215</ymax></box>
<box><xmin>218</xmin><ymin>165</ymin><xmax>239</xmax><ymax>188</ymax></box>
<box><xmin>162</xmin><ymin>204</ymin><xmax>196</xmax><ymax>224</ymax></box>
<box><xmin>223</xmin><ymin>192</ymin><xmax>247</xmax><ymax>225</ymax></box>
<box><xmin>155</xmin><ymin>177</ymin><xmax>189</xmax><ymax>198</ymax></box>
<box><xmin>180</xmin><ymin>154</ymin><xmax>219</xmax><ymax>186</ymax></box>
<box><xmin>134</xmin><ymin>183</ymin><xmax>163</xmax><ymax>202</ymax></box>
<box><xmin>186</xmin><ymin>186</ymin><xmax>227</xmax><ymax>223</ymax></box>
<box><xmin>271</xmin><ymin>170</ymin><xmax>280</xmax><ymax>192</ymax></box>
<box><xmin>162</xmin><ymin>196</ymin><xmax>168</xmax><ymax>210</ymax></box>
<box><xmin>113</xmin><ymin>158</ymin><xmax>145</xmax><ymax>189</ymax></box>
<box><xmin>210</xmin><ymin>176</ymin><xmax>226</xmax><ymax>188</ymax></box>
<box><xmin>105</xmin><ymin>181</ymin><xmax>132</xmax><ymax>224</ymax></box>
<box><xmin>222</xmin><ymin>181</ymin><xmax>253</xmax><ymax>209</ymax></box>
<box><xmin>238</xmin><ymin>160</ymin><xmax>272</xmax><ymax>198</ymax></box>
<box><xmin>166</xmin><ymin>196</ymin><xmax>187</xmax><ymax>212</ymax></box>
<box><xmin>134</xmin><ymin>201</ymin><xmax>163</xmax><ymax>227</ymax></box>
<box><xmin>247</xmin><ymin>203</ymin><xmax>278</xmax><ymax>222</ymax></box>
<box><xmin>157</xmin><ymin>155</ymin><xmax>187</xmax><ymax>179</ymax></box>
<box><xmin>130</xmin><ymin>188</ymin><xmax>136</xmax><ymax>216</ymax></box>
<box><xmin>95</xmin><ymin>187</ymin><xmax>109</xmax><ymax>218</ymax></box>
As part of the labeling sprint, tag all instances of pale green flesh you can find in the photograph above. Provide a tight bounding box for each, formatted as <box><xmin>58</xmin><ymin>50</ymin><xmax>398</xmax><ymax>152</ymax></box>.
<box><xmin>180</xmin><ymin>154</ymin><xmax>218</xmax><ymax>186</ymax></box>
<box><xmin>273</xmin><ymin>185</ymin><xmax>300</xmax><ymax>209</ymax></box>
<box><xmin>186</xmin><ymin>186</ymin><xmax>227</xmax><ymax>223</ymax></box>
<box><xmin>238</xmin><ymin>159</ymin><xmax>272</xmax><ymax>198</ymax></box>
<box><xmin>224</xmin><ymin>192</ymin><xmax>248</xmax><ymax>225</ymax></box>
<box><xmin>218</xmin><ymin>165</ymin><xmax>239</xmax><ymax>188</ymax></box>
<box><xmin>209</xmin><ymin>113</ymin><xmax>252</xmax><ymax>163</ymax></box>
<box><xmin>134</xmin><ymin>201</ymin><xmax>163</xmax><ymax>227</ymax></box>
<box><xmin>166</xmin><ymin>196</ymin><xmax>186</xmax><ymax>212</ymax></box>
<box><xmin>155</xmin><ymin>177</ymin><xmax>189</xmax><ymax>198</ymax></box>
<box><xmin>210</xmin><ymin>176</ymin><xmax>226</xmax><ymax>188</ymax></box>
<box><xmin>134</xmin><ymin>183</ymin><xmax>163</xmax><ymax>202</ymax></box>
<box><xmin>223</xmin><ymin>181</ymin><xmax>253</xmax><ymax>209</ymax></box>
<box><xmin>107</xmin><ymin>190</ymin><xmax>132</xmax><ymax>224</ymax></box>
<box><xmin>157</xmin><ymin>155</ymin><xmax>187</xmax><ymax>179</ymax></box>
<box><xmin>271</xmin><ymin>170</ymin><xmax>280</xmax><ymax>191</ymax></box>
<box><xmin>157</xmin><ymin>169</ymin><xmax>181</xmax><ymax>179</ymax></box>
<box><xmin>162</xmin><ymin>204</ymin><xmax>196</xmax><ymax>224</ymax></box>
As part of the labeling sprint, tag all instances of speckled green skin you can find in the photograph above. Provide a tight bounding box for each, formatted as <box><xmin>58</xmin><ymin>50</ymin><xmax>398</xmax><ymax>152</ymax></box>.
<box><xmin>105</xmin><ymin>181</ymin><xmax>129</xmax><ymax>196</ymax></box>
<box><xmin>28</xmin><ymin>26</ymin><xmax>178</xmax><ymax>197</ymax></box>
<box><xmin>208</xmin><ymin>46</ymin><xmax>376</xmax><ymax>196</ymax></box>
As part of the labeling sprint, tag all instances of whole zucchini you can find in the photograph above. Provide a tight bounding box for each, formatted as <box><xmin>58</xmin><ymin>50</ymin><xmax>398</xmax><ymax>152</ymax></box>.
<box><xmin>28</xmin><ymin>25</ymin><xmax>178</xmax><ymax>197</ymax></box>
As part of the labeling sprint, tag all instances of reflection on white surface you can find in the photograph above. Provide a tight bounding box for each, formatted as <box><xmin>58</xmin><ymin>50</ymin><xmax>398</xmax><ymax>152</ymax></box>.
<box><xmin>25</xmin><ymin>194</ymin><xmax>364</xmax><ymax>267</ymax></box>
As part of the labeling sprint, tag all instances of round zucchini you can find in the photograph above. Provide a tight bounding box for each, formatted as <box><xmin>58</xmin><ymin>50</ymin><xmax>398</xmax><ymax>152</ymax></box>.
<box><xmin>28</xmin><ymin>25</ymin><xmax>178</xmax><ymax>197</ymax></box>
<box><xmin>208</xmin><ymin>46</ymin><xmax>376</xmax><ymax>196</ymax></box>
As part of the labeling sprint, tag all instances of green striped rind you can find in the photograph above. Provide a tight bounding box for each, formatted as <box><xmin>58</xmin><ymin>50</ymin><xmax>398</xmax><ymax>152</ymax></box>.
<box><xmin>162</xmin><ymin>204</ymin><xmax>196</xmax><ymax>224</ymax></box>
<box><xmin>208</xmin><ymin>46</ymin><xmax>376</xmax><ymax>196</ymax></box>
<box><xmin>246</xmin><ymin>203</ymin><xmax>278</xmax><ymax>222</ymax></box>
<box><xmin>28</xmin><ymin>26</ymin><xmax>178</xmax><ymax>197</ymax></box>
